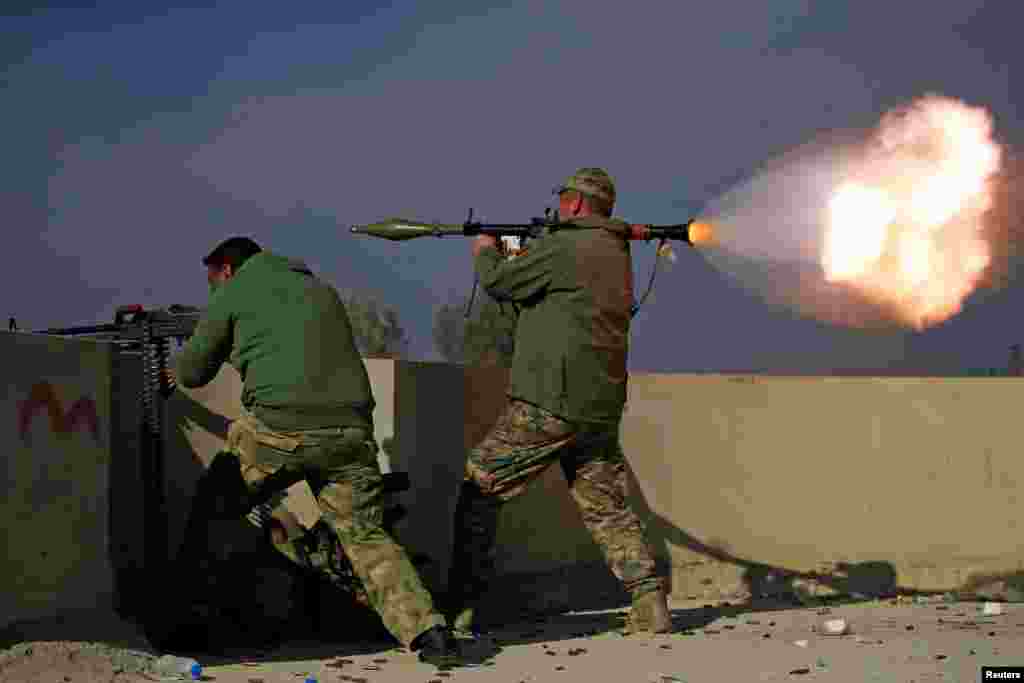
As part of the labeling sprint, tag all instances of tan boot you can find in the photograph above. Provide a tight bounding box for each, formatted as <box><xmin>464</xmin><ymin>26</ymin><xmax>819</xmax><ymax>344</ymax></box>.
<box><xmin>628</xmin><ymin>588</ymin><xmax>672</xmax><ymax>634</ymax></box>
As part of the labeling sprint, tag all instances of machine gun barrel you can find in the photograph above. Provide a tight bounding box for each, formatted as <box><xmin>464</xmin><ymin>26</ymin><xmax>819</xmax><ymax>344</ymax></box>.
<box><xmin>35</xmin><ymin>305</ymin><xmax>203</xmax><ymax>343</ymax></box>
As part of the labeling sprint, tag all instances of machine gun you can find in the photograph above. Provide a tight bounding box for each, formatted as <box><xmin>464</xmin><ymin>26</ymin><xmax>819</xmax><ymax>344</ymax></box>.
<box><xmin>352</xmin><ymin>208</ymin><xmax>711</xmax><ymax>317</ymax></box>
<box><xmin>36</xmin><ymin>304</ymin><xmax>204</xmax><ymax>581</ymax></box>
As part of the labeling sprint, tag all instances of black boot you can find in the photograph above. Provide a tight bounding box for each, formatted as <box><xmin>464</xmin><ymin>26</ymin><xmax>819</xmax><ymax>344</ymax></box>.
<box><xmin>410</xmin><ymin>625</ymin><xmax>461</xmax><ymax>667</ymax></box>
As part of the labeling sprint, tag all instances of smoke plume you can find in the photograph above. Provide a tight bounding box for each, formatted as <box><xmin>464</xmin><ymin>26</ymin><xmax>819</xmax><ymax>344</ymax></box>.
<box><xmin>695</xmin><ymin>95</ymin><xmax>1011</xmax><ymax>330</ymax></box>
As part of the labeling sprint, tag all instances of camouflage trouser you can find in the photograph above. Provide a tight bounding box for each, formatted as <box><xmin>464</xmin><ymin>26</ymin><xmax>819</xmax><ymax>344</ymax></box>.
<box><xmin>449</xmin><ymin>399</ymin><xmax>662</xmax><ymax>611</ymax></box>
<box><xmin>221</xmin><ymin>408</ymin><xmax>445</xmax><ymax>647</ymax></box>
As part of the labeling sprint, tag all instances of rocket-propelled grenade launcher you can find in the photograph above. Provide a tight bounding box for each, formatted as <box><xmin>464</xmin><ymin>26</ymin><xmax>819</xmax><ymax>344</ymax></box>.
<box><xmin>351</xmin><ymin>208</ymin><xmax>712</xmax><ymax>318</ymax></box>
<box><xmin>350</xmin><ymin>208</ymin><xmax>701</xmax><ymax>244</ymax></box>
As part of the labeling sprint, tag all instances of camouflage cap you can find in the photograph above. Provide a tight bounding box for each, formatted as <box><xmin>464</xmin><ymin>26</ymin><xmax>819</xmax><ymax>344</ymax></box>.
<box><xmin>554</xmin><ymin>167</ymin><xmax>616</xmax><ymax>206</ymax></box>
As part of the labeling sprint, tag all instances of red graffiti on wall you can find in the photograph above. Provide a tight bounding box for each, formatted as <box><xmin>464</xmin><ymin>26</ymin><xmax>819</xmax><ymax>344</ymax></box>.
<box><xmin>17</xmin><ymin>382</ymin><xmax>101</xmax><ymax>446</ymax></box>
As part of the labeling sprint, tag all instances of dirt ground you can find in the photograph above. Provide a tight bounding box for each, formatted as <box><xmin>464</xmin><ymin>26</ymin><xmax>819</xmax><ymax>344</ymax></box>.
<box><xmin>0</xmin><ymin>642</ymin><xmax>157</xmax><ymax>683</ymax></box>
<box><xmin>2</xmin><ymin>598</ymin><xmax>1022</xmax><ymax>683</ymax></box>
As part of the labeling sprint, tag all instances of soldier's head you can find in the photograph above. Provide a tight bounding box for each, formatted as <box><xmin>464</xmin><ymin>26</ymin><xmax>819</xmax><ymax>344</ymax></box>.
<box><xmin>554</xmin><ymin>167</ymin><xmax>616</xmax><ymax>218</ymax></box>
<box><xmin>202</xmin><ymin>236</ymin><xmax>261</xmax><ymax>292</ymax></box>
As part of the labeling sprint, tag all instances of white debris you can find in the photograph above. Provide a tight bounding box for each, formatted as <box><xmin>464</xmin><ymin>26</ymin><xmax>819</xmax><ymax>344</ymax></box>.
<box><xmin>983</xmin><ymin>602</ymin><xmax>1003</xmax><ymax>616</ymax></box>
<box><xmin>794</xmin><ymin>640</ymin><xmax>809</xmax><ymax>648</ymax></box>
<box><xmin>821</xmin><ymin>618</ymin><xmax>848</xmax><ymax>635</ymax></box>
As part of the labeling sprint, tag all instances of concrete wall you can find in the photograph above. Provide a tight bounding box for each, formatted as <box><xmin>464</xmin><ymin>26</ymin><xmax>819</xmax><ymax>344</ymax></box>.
<box><xmin>13</xmin><ymin>334</ymin><xmax>1021</xmax><ymax>630</ymax></box>
<box><xmin>397</xmin><ymin>366</ymin><xmax>1024</xmax><ymax>609</ymax></box>
<box><xmin>620</xmin><ymin>373</ymin><xmax>1024</xmax><ymax>601</ymax></box>
<box><xmin>0</xmin><ymin>332</ymin><xmax>116</xmax><ymax>628</ymax></box>
<box><xmin>159</xmin><ymin>360</ymin><xmax>1024</xmax><ymax>608</ymax></box>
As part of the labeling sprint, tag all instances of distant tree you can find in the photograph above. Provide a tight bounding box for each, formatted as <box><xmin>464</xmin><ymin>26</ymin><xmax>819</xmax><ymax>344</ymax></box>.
<box><xmin>433</xmin><ymin>289</ymin><xmax>516</xmax><ymax>367</ymax></box>
<box><xmin>339</xmin><ymin>290</ymin><xmax>409</xmax><ymax>358</ymax></box>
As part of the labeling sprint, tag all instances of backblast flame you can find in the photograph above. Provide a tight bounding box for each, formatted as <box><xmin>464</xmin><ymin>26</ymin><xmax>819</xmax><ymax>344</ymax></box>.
<box><xmin>820</xmin><ymin>95</ymin><xmax>1002</xmax><ymax>329</ymax></box>
<box><xmin>688</xmin><ymin>221</ymin><xmax>715</xmax><ymax>246</ymax></box>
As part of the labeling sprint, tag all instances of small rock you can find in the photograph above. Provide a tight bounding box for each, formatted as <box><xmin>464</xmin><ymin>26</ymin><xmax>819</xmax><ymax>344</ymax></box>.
<box><xmin>659</xmin><ymin>644</ymin><xmax>672</xmax><ymax>650</ymax></box>
<box><xmin>794</xmin><ymin>640</ymin><xmax>809</xmax><ymax>648</ymax></box>
<box><xmin>935</xmin><ymin>654</ymin><xmax>947</xmax><ymax>660</ymax></box>
<box><xmin>789</xmin><ymin>667</ymin><xmax>811</xmax><ymax>675</ymax></box>
<box><xmin>905</xmin><ymin>625</ymin><xmax>915</xmax><ymax>631</ymax></box>
<box><xmin>555</xmin><ymin>665</ymin><xmax>565</xmax><ymax>671</ymax></box>
<box><xmin>854</xmin><ymin>636</ymin><xmax>883</xmax><ymax>645</ymax></box>
<box><xmin>983</xmin><ymin>602</ymin><xmax>1003</xmax><ymax>616</ymax></box>
<box><xmin>969</xmin><ymin>649</ymin><xmax>977</xmax><ymax>655</ymax></box>
<box><xmin>763</xmin><ymin>633</ymin><xmax>772</xmax><ymax>639</ymax></box>
<box><xmin>820</xmin><ymin>618</ymin><xmax>848</xmax><ymax>636</ymax></box>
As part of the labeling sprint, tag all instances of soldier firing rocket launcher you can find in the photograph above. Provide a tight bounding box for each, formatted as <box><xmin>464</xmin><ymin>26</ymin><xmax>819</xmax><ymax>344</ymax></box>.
<box><xmin>351</xmin><ymin>208</ymin><xmax>714</xmax><ymax>317</ymax></box>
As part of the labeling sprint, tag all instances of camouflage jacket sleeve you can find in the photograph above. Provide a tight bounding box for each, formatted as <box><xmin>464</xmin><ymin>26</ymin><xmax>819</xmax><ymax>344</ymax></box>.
<box><xmin>474</xmin><ymin>237</ymin><xmax>558</xmax><ymax>303</ymax></box>
<box><xmin>175</xmin><ymin>288</ymin><xmax>235</xmax><ymax>389</ymax></box>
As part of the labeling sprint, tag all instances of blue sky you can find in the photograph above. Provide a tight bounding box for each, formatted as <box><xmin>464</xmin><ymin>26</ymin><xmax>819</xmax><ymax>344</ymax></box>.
<box><xmin>3</xmin><ymin>0</ymin><xmax>1022</xmax><ymax>372</ymax></box>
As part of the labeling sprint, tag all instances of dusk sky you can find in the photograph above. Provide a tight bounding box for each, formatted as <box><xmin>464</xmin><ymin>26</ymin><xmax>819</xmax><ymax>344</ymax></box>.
<box><xmin>3</xmin><ymin>1</ymin><xmax>1021</xmax><ymax>373</ymax></box>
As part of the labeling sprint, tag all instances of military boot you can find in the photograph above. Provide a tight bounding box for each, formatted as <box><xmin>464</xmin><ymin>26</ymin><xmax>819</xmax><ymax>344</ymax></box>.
<box><xmin>450</xmin><ymin>604</ymin><xmax>483</xmax><ymax>638</ymax></box>
<box><xmin>411</xmin><ymin>625</ymin><xmax>462</xmax><ymax>668</ymax></box>
<box><xmin>627</xmin><ymin>587</ymin><xmax>672</xmax><ymax>634</ymax></box>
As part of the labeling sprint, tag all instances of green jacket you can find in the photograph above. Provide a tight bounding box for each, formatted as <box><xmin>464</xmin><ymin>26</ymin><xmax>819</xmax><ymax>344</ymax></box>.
<box><xmin>175</xmin><ymin>252</ymin><xmax>375</xmax><ymax>431</ymax></box>
<box><xmin>474</xmin><ymin>215</ymin><xmax>633</xmax><ymax>425</ymax></box>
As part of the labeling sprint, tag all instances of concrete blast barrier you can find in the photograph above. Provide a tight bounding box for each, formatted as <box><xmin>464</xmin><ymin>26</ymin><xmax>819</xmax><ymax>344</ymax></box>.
<box><xmin>392</xmin><ymin>367</ymin><xmax>1024</xmax><ymax>608</ymax></box>
<box><xmin>159</xmin><ymin>361</ymin><xmax>1024</xmax><ymax>610</ymax></box>
<box><xmin>8</xmin><ymin>333</ymin><xmax>1024</xmax><ymax>634</ymax></box>
<box><xmin>621</xmin><ymin>373</ymin><xmax>1024</xmax><ymax>600</ymax></box>
<box><xmin>0</xmin><ymin>332</ymin><xmax>118</xmax><ymax>629</ymax></box>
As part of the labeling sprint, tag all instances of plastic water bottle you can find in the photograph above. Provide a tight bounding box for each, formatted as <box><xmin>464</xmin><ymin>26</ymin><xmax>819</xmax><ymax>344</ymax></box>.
<box><xmin>154</xmin><ymin>654</ymin><xmax>202</xmax><ymax>679</ymax></box>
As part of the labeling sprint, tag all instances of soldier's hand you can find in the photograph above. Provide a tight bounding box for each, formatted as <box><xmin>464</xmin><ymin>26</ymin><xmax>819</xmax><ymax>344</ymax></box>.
<box><xmin>472</xmin><ymin>235</ymin><xmax>498</xmax><ymax>258</ymax></box>
<box><xmin>160</xmin><ymin>367</ymin><xmax>178</xmax><ymax>395</ymax></box>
